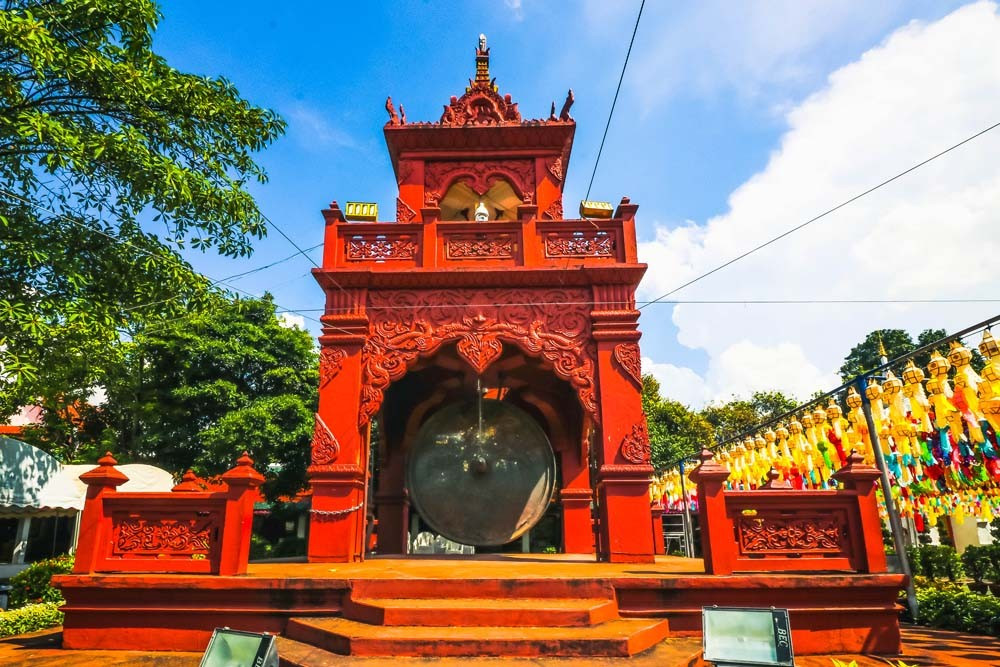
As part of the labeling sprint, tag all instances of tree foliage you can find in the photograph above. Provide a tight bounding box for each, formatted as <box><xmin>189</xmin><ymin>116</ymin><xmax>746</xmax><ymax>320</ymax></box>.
<box><xmin>21</xmin><ymin>295</ymin><xmax>317</xmax><ymax>499</ymax></box>
<box><xmin>0</xmin><ymin>0</ymin><xmax>285</xmax><ymax>408</ymax></box>
<box><xmin>701</xmin><ymin>390</ymin><xmax>799</xmax><ymax>444</ymax></box>
<box><xmin>642</xmin><ymin>374</ymin><xmax>714</xmax><ymax>469</ymax></box>
<box><xmin>839</xmin><ymin>328</ymin><xmax>984</xmax><ymax>381</ymax></box>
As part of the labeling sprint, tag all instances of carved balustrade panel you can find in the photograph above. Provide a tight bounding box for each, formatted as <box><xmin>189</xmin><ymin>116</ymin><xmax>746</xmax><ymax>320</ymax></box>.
<box><xmin>110</xmin><ymin>513</ymin><xmax>219</xmax><ymax>557</ymax></box>
<box><xmin>543</xmin><ymin>230</ymin><xmax>618</xmax><ymax>259</ymax></box>
<box><xmin>360</xmin><ymin>288</ymin><xmax>598</xmax><ymax>425</ymax></box>
<box><xmin>444</xmin><ymin>232</ymin><xmax>517</xmax><ymax>260</ymax></box>
<box><xmin>346</xmin><ymin>233</ymin><xmax>419</xmax><ymax>262</ymax></box>
<box><xmin>734</xmin><ymin>508</ymin><xmax>851</xmax><ymax>558</ymax></box>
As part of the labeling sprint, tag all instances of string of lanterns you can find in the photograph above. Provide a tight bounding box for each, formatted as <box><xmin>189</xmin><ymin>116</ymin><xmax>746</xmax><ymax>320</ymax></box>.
<box><xmin>652</xmin><ymin>329</ymin><xmax>1000</xmax><ymax>529</ymax></box>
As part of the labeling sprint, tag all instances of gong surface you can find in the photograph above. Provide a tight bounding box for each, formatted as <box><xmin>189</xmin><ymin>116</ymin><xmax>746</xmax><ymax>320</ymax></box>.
<box><xmin>406</xmin><ymin>399</ymin><xmax>556</xmax><ymax>546</ymax></box>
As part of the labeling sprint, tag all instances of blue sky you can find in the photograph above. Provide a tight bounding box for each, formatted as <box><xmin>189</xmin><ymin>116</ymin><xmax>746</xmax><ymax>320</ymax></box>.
<box><xmin>155</xmin><ymin>1</ymin><xmax>999</xmax><ymax>406</ymax></box>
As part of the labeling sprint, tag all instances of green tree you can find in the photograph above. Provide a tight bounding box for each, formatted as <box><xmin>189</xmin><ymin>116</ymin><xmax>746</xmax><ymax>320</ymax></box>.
<box><xmin>0</xmin><ymin>0</ymin><xmax>285</xmax><ymax>409</ymax></box>
<box><xmin>701</xmin><ymin>390</ymin><xmax>799</xmax><ymax>444</ymax></box>
<box><xmin>22</xmin><ymin>295</ymin><xmax>317</xmax><ymax>499</ymax></box>
<box><xmin>839</xmin><ymin>327</ymin><xmax>983</xmax><ymax>381</ymax></box>
<box><xmin>642</xmin><ymin>375</ymin><xmax>714</xmax><ymax>469</ymax></box>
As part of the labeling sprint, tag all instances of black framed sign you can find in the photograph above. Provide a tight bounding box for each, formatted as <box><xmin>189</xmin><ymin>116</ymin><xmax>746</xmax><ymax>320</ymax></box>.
<box><xmin>702</xmin><ymin>606</ymin><xmax>794</xmax><ymax>666</ymax></box>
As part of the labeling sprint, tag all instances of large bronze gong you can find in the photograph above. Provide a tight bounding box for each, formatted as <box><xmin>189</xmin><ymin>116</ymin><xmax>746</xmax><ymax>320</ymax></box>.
<box><xmin>406</xmin><ymin>398</ymin><xmax>557</xmax><ymax>546</ymax></box>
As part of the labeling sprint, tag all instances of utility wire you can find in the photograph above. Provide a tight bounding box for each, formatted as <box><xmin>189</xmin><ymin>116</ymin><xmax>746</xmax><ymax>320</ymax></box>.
<box><xmin>584</xmin><ymin>0</ymin><xmax>645</xmax><ymax>204</ymax></box>
<box><xmin>640</xmin><ymin>119</ymin><xmax>1000</xmax><ymax>310</ymax></box>
<box><xmin>274</xmin><ymin>297</ymin><xmax>1000</xmax><ymax>313</ymax></box>
<box><xmin>660</xmin><ymin>312</ymin><xmax>1000</xmax><ymax>471</ymax></box>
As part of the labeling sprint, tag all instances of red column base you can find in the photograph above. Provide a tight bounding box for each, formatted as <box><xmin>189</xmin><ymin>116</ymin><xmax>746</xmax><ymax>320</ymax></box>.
<box><xmin>597</xmin><ymin>465</ymin><xmax>655</xmax><ymax>563</ymax></box>
<box><xmin>559</xmin><ymin>488</ymin><xmax>595</xmax><ymax>554</ymax></box>
<box><xmin>307</xmin><ymin>464</ymin><xmax>366</xmax><ymax>563</ymax></box>
<box><xmin>375</xmin><ymin>492</ymin><xmax>409</xmax><ymax>555</ymax></box>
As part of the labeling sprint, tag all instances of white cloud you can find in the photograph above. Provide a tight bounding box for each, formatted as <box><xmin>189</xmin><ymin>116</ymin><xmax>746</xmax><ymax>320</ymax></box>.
<box><xmin>589</xmin><ymin>0</ymin><xmax>914</xmax><ymax>109</ymax></box>
<box><xmin>278</xmin><ymin>312</ymin><xmax>305</xmax><ymax>330</ymax></box>
<box><xmin>638</xmin><ymin>2</ymin><xmax>1000</xmax><ymax>407</ymax></box>
<box><xmin>284</xmin><ymin>103</ymin><xmax>357</xmax><ymax>151</ymax></box>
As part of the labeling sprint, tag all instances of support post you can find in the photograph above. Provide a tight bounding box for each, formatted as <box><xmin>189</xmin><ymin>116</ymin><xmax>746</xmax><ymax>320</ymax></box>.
<box><xmin>218</xmin><ymin>453</ymin><xmax>265</xmax><ymax>576</ymax></box>
<box><xmin>678</xmin><ymin>459</ymin><xmax>695</xmax><ymax>558</ymax></box>
<box><xmin>73</xmin><ymin>453</ymin><xmax>129</xmax><ymax>574</ymax></box>
<box><xmin>688</xmin><ymin>448</ymin><xmax>733</xmax><ymax>574</ymax></box>
<box><xmin>858</xmin><ymin>376</ymin><xmax>918</xmax><ymax>619</ymax></box>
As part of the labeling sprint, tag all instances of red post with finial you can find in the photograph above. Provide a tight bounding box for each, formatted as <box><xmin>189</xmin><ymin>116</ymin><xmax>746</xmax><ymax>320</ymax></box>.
<box><xmin>73</xmin><ymin>453</ymin><xmax>129</xmax><ymax>574</ymax></box>
<box><xmin>218</xmin><ymin>452</ymin><xmax>265</xmax><ymax>576</ymax></box>
<box><xmin>650</xmin><ymin>501</ymin><xmax>665</xmax><ymax>555</ymax></box>
<box><xmin>688</xmin><ymin>448</ymin><xmax>734</xmax><ymax>574</ymax></box>
<box><xmin>831</xmin><ymin>451</ymin><xmax>887</xmax><ymax>573</ymax></box>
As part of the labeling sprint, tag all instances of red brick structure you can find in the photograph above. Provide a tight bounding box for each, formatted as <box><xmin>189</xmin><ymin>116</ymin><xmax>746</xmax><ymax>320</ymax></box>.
<box><xmin>308</xmin><ymin>38</ymin><xmax>654</xmax><ymax>563</ymax></box>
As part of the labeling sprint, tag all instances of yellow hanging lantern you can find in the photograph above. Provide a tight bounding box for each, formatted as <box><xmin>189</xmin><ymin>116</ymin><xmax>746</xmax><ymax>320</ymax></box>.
<box><xmin>902</xmin><ymin>360</ymin><xmax>932</xmax><ymax>432</ymax></box>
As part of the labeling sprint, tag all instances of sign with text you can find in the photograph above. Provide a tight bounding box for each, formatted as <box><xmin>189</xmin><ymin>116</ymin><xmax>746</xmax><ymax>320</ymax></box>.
<box><xmin>702</xmin><ymin>606</ymin><xmax>794</xmax><ymax>666</ymax></box>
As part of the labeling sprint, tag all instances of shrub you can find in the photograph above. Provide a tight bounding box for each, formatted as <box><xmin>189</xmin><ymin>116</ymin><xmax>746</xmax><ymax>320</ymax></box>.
<box><xmin>8</xmin><ymin>554</ymin><xmax>74</xmax><ymax>609</ymax></box>
<box><xmin>249</xmin><ymin>533</ymin><xmax>273</xmax><ymax>560</ymax></box>
<box><xmin>906</xmin><ymin>545</ymin><xmax>963</xmax><ymax>581</ymax></box>
<box><xmin>961</xmin><ymin>545</ymin><xmax>998</xmax><ymax>584</ymax></box>
<box><xmin>0</xmin><ymin>602</ymin><xmax>64</xmax><ymax>638</ymax></box>
<box><xmin>915</xmin><ymin>585</ymin><xmax>1000</xmax><ymax>636</ymax></box>
<box><xmin>271</xmin><ymin>536</ymin><xmax>306</xmax><ymax>558</ymax></box>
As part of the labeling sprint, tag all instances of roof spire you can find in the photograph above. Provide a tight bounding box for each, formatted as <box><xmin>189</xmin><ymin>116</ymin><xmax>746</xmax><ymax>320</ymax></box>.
<box><xmin>475</xmin><ymin>33</ymin><xmax>491</xmax><ymax>87</ymax></box>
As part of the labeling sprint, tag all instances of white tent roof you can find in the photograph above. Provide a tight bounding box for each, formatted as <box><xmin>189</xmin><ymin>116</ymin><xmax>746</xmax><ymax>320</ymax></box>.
<box><xmin>0</xmin><ymin>436</ymin><xmax>174</xmax><ymax>514</ymax></box>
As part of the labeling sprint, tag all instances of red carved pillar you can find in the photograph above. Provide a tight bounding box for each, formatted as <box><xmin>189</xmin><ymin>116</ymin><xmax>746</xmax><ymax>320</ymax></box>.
<box><xmin>73</xmin><ymin>453</ymin><xmax>128</xmax><ymax>574</ymax></box>
<box><xmin>651</xmin><ymin>502</ymin><xmax>666</xmax><ymax>555</ymax></box>
<box><xmin>592</xmin><ymin>285</ymin><xmax>655</xmax><ymax>563</ymax></box>
<box><xmin>831</xmin><ymin>451</ymin><xmax>887</xmax><ymax>573</ymax></box>
<box><xmin>218</xmin><ymin>453</ymin><xmax>265</xmax><ymax>576</ymax></box>
<box><xmin>559</xmin><ymin>447</ymin><xmax>594</xmax><ymax>554</ymax></box>
<box><xmin>308</xmin><ymin>287</ymin><xmax>370</xmax><ymax>562</ymax></box>
<box><xmin>689</xmin><ymin>449</ymin><xmax>735</xmax><ymax>575</ymax></box>
<box><xmin>375</xmin><ymin>438</ymin><xmax>409</xmax><ymax>554</ymax></box>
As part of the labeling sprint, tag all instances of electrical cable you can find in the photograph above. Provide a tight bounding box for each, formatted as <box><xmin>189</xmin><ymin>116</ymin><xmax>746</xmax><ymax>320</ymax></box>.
<box><xmin>640</xmin><ymin>119</ymin><xmax>1000</xmax><ymax>310</ymax></box>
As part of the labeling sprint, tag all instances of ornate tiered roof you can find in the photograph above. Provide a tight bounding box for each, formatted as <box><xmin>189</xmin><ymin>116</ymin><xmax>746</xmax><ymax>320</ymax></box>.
<box><xmin>384</xmin><ymin>35</ymin><xmax>574</xmax><ymax>129</ymax></box>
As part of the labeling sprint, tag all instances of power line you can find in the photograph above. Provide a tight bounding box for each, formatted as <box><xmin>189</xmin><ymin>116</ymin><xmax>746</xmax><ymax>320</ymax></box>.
<box><xmin>585</xmin><ymin>0</ymin><xmax>645</xmax><ymax>204</ymax></box>
<box><xmin>273</xmin><ymin>297</ymin><xmax>1000</xmax><ymax>314</ymax></box>
<box><xmin>640</xmin><ymin>119</ymin><xmax>1000</xmax><ymax>310</ymax></box>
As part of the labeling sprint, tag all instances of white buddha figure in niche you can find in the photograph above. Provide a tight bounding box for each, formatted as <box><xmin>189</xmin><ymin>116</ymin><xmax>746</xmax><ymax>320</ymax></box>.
<box><xmin>474</xmin><ymin>201</ymin><xmax>489</xmax><ymax>221</ymax></box>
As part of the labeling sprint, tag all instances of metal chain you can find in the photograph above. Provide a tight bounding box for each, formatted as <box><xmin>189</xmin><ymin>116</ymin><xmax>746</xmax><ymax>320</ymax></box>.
<box><xmin>309</xmin><ymin>502</ymin><xmax>364</xmax><ymax>518</ymax></box>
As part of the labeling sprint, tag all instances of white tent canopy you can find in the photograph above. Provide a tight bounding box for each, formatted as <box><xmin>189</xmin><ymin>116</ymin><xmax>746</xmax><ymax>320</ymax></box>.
<box><xmin>0</xmin><ymin>436</ymin><xmax>174</xmax><ymax>515</ymax></box>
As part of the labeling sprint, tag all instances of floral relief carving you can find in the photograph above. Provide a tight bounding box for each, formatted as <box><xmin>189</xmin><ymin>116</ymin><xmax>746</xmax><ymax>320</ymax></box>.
<box><xmin>613</xmin><ymin>343</ymin><xmax>642</xmax><ymax>387</ymax></box>
<box><xmin>346</xmin><ymin>235</ymin><xmax>418</xmax><ymax>261</ymax></box>
<box><xmin>114</xmin><ymin>518</ymin><xmax>213</xmax><ymax>554</ymax></box>
<box><xmin>738</xmin><ymin>516</ymin><xmax>845</xmax><ymax>553</ymax></box>
<box><xmin>445</xmin><ymin>234</ymin><xmax>515</xmax><ymax>259</ymax></box>
<box><xmin>620</xmin><ymin>420</ymin><xmax>651</xmax><ymax>465</ymax></box>
<box><xmin>547</xmin><ymin>155</ymin><xmax>564</xmax><ymax>182</ymax></box>
<box><xmin>319</xmin><ymin>347</ymin><xmax>347</xmax><ymax>387</ymax></box>
<box><xmin>396</xmin><ymin>197</ymin><xmax>417</xmax><ymax>223</ymax></box>
<box><xmin>312</xmin><ymin>413</ymin><xmax>341</xmax><ymax>465</ymax></box>
<box><xmin>542</xmin><ymin>198</ymin><xmax>564</xmax><ymax>220</ymax></box>
<box><xmin>544</xmin><ymin>232</ymin><xmax>615</xmax><ymax>257</ymax></box>
<box><xmin>360</xmin><ymin>288</ymin><xmax>597</xmax><ymax>426</ymax></box>
<box><xmin>424</xmin><ymin>159</ymin><xmax>534</xmax><ymax>201</ymax></box>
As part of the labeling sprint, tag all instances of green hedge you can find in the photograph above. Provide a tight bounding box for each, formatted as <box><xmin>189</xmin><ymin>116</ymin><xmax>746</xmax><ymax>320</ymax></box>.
<box><xmin>915</xmin><ymin>586</ymin><xmax>1000</xmax><ymax>636</ymax></box>
<box><xmin>0</xmin><ymin>602</ymin><xmax>64</xmax><ymax>638</ymax></box>
<box><xmin>8</xmin><ymin>554</ymin><xmax>74</xmax><ymax>609</ymax></box>
<box><xmin>906</xmin><ymin>544</ymin><xmax>964</xmax><ymax>581</ymax></box>
<box><xmin>961</xmin><ymin>544</ymin><xmax>1000</xmax><ymax>584</ymax></box>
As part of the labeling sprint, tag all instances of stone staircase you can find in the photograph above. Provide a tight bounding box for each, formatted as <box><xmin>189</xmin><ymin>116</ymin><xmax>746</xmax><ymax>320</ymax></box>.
<box><xmin>277</xmin><ymin>578</ymin><xmax>673</xmax><ymax>662</ymax></box>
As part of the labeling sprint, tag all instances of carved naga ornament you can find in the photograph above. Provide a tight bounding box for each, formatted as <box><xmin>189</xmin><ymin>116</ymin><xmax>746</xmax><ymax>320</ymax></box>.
<box><xmin>359</xmin><ymin>288</ymin><xmax>599</xmax><ymax>426</ymax></box>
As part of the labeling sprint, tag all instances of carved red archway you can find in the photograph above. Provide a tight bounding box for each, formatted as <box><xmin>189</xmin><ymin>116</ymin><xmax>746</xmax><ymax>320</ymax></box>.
<box><xmin>307</xmin><ymin>39</ymin><xmax>654</xmax><ymax>563</ymax></box>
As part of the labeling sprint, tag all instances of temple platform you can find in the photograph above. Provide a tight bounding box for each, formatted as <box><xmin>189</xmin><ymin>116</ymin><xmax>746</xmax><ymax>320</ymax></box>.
<box><xmin>53</xmin><ymin>554</ymin><xmax>905</xmax><ymax>659</ymax></box>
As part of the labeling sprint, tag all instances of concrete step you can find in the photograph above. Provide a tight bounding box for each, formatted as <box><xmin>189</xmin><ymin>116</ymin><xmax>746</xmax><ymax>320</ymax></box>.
<box><xmin>349</xmin><ymin>578</ymin><xmax>613</xmax><ymax>600</ymax></box>
<box><xmin>285</xmin><ymin>616</ymin><xmax>671</xmax><ymax>658</ymax></box>
<box><xmin>344</xmin><ymin>596</ymin><xmax>618</xmax><ymax>627</ymax></box>
<box><xmin>276</xmin><ymin>635</ymin><xmax>704</xmax><ymax>667</ymax></box>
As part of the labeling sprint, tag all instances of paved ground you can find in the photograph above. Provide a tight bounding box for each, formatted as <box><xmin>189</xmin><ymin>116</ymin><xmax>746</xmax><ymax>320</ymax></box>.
<box><xmin>2</xmin><ymin>625</ymin><xmax>998</xmax><ymax>666</ymax></box>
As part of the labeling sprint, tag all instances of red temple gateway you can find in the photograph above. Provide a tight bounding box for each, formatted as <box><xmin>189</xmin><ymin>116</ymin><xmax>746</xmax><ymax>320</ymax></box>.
<box><xmin>308</xmin><ymin>36</ymin><xmax>654</xmax><ymax>563</ymax></box>
<box><xmin>54</xmin><ymin>39</ymin><xmax>905</xmax><ymax>662</ymax></box>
